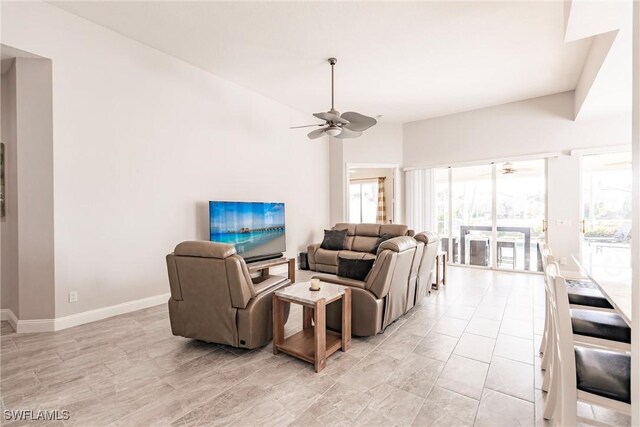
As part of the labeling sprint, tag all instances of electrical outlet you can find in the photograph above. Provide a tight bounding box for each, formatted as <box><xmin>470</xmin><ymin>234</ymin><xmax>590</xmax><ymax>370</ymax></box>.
<box><xmin>69</xmin><ymin>291</ymin><xmax>78</xmax><ymax>303</ymax></box>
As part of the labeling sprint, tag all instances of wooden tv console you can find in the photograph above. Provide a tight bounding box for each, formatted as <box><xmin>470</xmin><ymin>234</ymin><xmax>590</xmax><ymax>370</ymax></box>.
<box><xmin>246</xmin><ymin>257</ymin><xmax>296</xmax><ymax>283</ymax></box>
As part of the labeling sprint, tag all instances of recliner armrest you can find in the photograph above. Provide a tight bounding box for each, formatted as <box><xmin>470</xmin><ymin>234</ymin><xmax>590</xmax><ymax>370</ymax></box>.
<box><xmin>307</xmin><ymin>243</ymin><xmax>321</xmax><ymax>268</ymax></box>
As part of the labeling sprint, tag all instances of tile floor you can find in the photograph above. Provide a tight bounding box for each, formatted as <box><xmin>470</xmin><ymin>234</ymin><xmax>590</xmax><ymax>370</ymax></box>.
<box><xmin>0</xmin><ymin>266</ymin><xmax>631</xmax><ymax>426</ymax></box>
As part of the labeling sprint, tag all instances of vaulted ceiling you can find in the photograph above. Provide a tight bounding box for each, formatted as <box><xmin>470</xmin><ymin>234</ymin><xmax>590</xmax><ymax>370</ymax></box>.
<box><xmin>49</xmin><ymin>1</ymin><xmax>627</xmax><ymax>123</ymax></box>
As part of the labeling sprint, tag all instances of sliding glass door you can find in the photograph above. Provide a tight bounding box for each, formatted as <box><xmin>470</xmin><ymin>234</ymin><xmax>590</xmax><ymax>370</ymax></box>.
<box><xmin>434</xmin><ymin>160</ymin><xmax>547</xmax><ymax>272</ymax></box>
<box><xmin>495</xmin><ymin>160</ymin><xmax>546</xmax><ymax>272</ymax></box>
<box><xmin>581</xmin><ymin>152</ymin><xmax>632</xmax><ymax>269</ymax></box>
<box><xmin>451</xmin><ymin>165</ymin><xmax>494</xmax><ymax>267</ymax></box>
<box><xmin>434</xmin><ymin>168</ymin><xmax>451</xmax><ymax>257</ymax></box>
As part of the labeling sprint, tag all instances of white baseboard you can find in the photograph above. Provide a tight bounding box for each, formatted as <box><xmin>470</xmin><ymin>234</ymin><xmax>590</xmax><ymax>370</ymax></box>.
<box><xmin>1</xmin><ymin>293</ymin><xmax>170</xmax><ymax>333</ymax></box>
<box><xmin>0</xmin><ymin>309</ymin><xmax>18</xmax><ymax>332</ymax></box>
<box><xmin>54</xmin><ymin>292</ymin><xmax>170</xmax><ymax>331</ymax></box>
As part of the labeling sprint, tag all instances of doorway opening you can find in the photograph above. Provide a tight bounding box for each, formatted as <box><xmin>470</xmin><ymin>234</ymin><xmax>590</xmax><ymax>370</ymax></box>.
<box><xmin>347</xmin><ymin>166</ymin><xmax>398</xmax><ymax>224</ymax></box>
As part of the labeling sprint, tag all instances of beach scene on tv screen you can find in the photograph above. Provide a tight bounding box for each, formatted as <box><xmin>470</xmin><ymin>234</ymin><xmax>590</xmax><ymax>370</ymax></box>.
<box><xmin>209</xmin><ymin>201</ymin><xmax>285</xmax><ymax>259</ymax></box>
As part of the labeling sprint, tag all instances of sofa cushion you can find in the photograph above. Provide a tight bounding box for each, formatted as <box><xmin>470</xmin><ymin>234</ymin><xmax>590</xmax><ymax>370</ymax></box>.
<box><xmin>320</xmin><ymin>229</ymin><xmax>348</xmax><ymax>250</ymax></box>
<box><xmin>344</xmin><ymin>236</ymin><xmax>354</xmax><ymax>250</ymax></box>
<box><xmin>351</xmin><ymin>236</ymin><xmax>379</xmax><ymax>253</ymax></box>
<box><xmin>338</xmin><ymin>256</ymin><xmax>375</xmax><ymax>281</ymax></box>
<box><xmin>380</xmin><ymin>224</ymin><xmax>409</xmax><ymax>237</ymax></box>
<box><xmin>333</xmin><ymin>223</ymin><xmax>357</xmax><ymax>236</ymax></box>
<box><xmin>338</xmin><ymin>250</ymin><xmax>376</xmax><ymax>261</ymax></box>
<box><xmin>355</xmin><ymin>223</ymin><xmax>381</xmax><ymax>237</ymax></box>
<box><xmin>315</xmin><ymin>248</ymin><xmax>340</xmax><ymax>265</ymax></box>
<box><xmin>370</xmin><ymin>233</ymin><xmax>396</xmax><ymax>254</ymax></box>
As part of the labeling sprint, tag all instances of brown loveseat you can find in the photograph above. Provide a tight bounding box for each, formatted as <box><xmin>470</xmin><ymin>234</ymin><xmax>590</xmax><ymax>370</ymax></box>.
<box><xmin>307</xmin><ymin>223</ymin><xmax>415</xmax><ymax>274</ymax></box>
<box><xmin>166</xmin><ymin>241</ymin><xmax>290</xmax><ymax>349</ymax></box>
<box><xmin>312</xmin><ymin>236</ymin><xmax>418</xmax><ymax>336</ymax></box>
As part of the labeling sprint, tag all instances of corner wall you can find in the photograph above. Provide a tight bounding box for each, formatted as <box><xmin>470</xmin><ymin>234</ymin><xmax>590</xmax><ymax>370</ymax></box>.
<box><xmin>14</xmin><ymin>57</ymin><xmax>56</xmax><ymax>320</ymax></box>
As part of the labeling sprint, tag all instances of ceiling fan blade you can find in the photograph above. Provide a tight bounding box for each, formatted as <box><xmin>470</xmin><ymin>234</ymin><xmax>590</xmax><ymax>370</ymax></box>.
<box><xmin>335</xmin><ymin>127</ymin><xmax>363</xmax><ymax>139</ymax></box>
<box><xmin>307</xmin><ymin>127</ymin><xmax>329</xmax><ymax>140</ymax></box>
<box><xmin>341</xmin><ymin>112</ymin><xmax>377</xmax><ymax>132</ymax></box>
<box><xmin>290</xmin><ymin>124</ymin><xmax>325</xmax><ymax>129</ymax></box>
<box><xmin>313</xmin><ymin>112</ymin><xmax>349</xmax><ymax>125</ymax></box>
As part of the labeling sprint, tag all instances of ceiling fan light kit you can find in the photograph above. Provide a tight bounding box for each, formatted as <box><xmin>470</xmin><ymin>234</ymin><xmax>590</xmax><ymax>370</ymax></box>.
<box><xmin>290</xmin><ymin>57</ymin><xmax>377</xmax><ymax>140</ymax></box>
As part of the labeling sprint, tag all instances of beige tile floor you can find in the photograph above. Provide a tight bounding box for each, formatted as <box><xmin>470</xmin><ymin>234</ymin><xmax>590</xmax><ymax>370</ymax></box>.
<box><xmin>0</xmin><ymin>267</ymin><xmax>631</xmax><ymax>426</ymax></box>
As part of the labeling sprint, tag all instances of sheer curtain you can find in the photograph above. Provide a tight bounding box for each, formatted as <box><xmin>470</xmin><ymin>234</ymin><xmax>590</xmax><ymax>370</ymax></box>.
<box><xmin>404</xmin><ymin>169</ymin><xmax>432</xmax><ymax>233</ymax></box>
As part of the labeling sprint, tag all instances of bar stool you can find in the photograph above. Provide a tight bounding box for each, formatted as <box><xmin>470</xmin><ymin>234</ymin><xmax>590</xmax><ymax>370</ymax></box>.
<box><xmin>538</xmin><ymin>245</ymin><xmax>619</xmax><ymax>362</ymax></box>
<box><xmin>543</xmin><ymin>263</ymin><xmax>631</xmax><ymax>425</ymax></box>
<box><xmin>497</xmin><ymin>238</ymin><xmax>517</xmax><ymax>268</ymax></box>
<box><xmin>539</xmin><ymin>253</ymin><xmax>630</xmax><ymax>389</ymax></box>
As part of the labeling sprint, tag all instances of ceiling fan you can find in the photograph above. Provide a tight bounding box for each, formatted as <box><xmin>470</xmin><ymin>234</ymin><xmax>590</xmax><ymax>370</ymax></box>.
<box><xmin>501</xmin><ymin>162</ymin><xmax>517</xmax><ymax>175</ymax></box>
<box><xmin>290</xmin><ymin>58</ymin><xmax>377</xmax><ymax>140</ymax></box>
<box><xmin>478</xmin><ymin>162</ymin><xmax>537</xmax><ymax>177</ymax></box>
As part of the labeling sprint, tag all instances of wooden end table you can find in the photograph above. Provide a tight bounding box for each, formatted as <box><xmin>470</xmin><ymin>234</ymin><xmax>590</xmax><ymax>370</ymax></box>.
<box><xmin>272</xmin><ymin>282</ymin><xmax>351</xmax><ymax>372</ymax></box>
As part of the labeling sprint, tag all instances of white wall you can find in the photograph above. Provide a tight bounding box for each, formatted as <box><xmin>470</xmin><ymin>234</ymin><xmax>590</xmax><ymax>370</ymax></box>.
<box><xmin>1</xmin><ymin>59</ymin><xmax>19</xmax><ymax>317</ymax></box>
<box><xmin>404</xmin><ymin>91</ymin><xmax>630</xmax><ymax>168</ymax></box>
<box><xmin>329</xmin><ymin>138</ymin><xmax>344</xmax><ymax>225</ymax></box>
<box><xmin>13</xmin><ymin>57</ymin><xmax>56</xmax><ymax>319</ymax></box>
<box><xmin>547</xmin><ymin>156</ymin><xmax>582</xmax><ymax>271</ymax></box>
<box><xmin>343</xmin><ymin>123</ymin><xmax>403</xmax><ymax>165</ymax></box>
<box><xmin>2</xmin><ymin>1</ymin><xmax>330</xmax><ymax>319</ymax></box>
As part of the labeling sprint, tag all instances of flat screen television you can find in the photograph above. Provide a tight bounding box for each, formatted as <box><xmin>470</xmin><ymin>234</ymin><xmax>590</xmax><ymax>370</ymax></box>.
<box><xmin>209</xmin><ymin>201</ymin><xmax>286</xmax><ymax>262</ymax></box>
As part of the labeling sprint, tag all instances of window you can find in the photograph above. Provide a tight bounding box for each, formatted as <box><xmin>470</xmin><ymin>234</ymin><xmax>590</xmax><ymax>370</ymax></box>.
<box><xmin>582</xmin><ymin>152</ymin><xmax>632</xmax><ymax>269</ymax></box>
<box><xmin>349</xmin><ymin>181</ymin><xmax>378</xmax><ymax>223</ymax></box>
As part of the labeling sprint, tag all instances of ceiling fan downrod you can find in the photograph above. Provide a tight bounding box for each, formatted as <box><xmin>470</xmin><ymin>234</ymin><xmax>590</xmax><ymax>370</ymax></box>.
<box><xmin>329</xmin><ymin>57</ymin><xmax>337</xmax><ymax>112</ymax></box>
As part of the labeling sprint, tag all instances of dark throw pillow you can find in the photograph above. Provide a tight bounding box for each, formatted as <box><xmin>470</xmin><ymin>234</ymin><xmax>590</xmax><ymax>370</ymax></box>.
<box><xmin>370</xmin><ymin>233</ymin><xmax>396</xmax><ymax>254</ymax></box>
<box><xmin>320</xmin><ymin>229</ymin><xmax>348</xmax><ymax>251</ymax></box>
<box><xmin>338</xmin><ymin>257</ymin><xmax>375</xmax><ymax>281</ymax></box>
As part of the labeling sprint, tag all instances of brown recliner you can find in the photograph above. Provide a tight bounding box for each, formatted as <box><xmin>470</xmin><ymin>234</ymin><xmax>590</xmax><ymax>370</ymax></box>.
<box><xmin>166</xmin><ymin>241</ymin><xmax>290</xmax><ymax>349</ymax></box>
<box><xmin>414</xmin><ymin>232</ymin><xmax>440</xmax><ymax>304</ymax></box>
<box><xmin>312</xmin><ymin>236</ymin><xmax>418</xmax><ymax>336</ymax></box>
<box><xmin>406</xmin><ymin>239</ymin><xmax>425</xmax><ymax>312</ymax></box>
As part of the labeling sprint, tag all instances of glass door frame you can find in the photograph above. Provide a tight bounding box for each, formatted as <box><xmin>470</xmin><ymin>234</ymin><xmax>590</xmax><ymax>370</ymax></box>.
<box><xmin>439</xmin><ymin>160</ymin><xmax>548</xmax><ymax>274</ymax></box>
